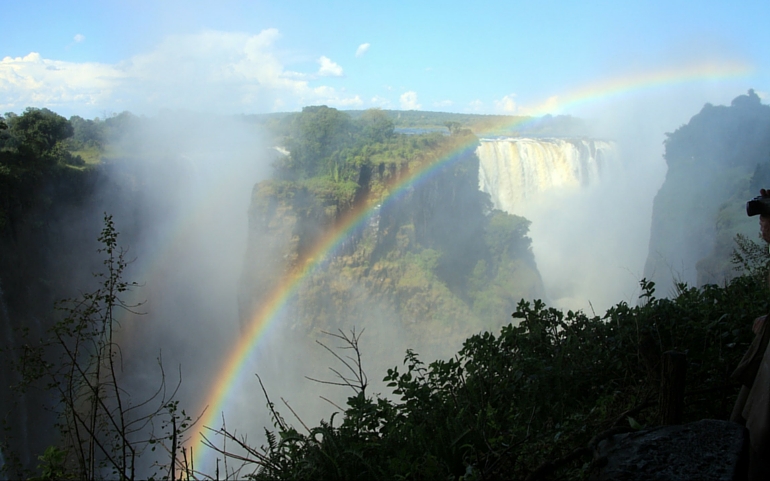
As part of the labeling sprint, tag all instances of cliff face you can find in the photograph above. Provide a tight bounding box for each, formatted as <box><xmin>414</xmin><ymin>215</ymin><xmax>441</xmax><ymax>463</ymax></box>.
<box><xmin>644</xmin><ymin>90</ymin><xmax>770</xmax><ymax>293</ymax></box>
<box><xmin>0</xmin><ymin>165</ymin><xmax>134</xmax><ymax>471</ymax></box>
<box><xmin>239</xmin><ymin>135</ymin><xmax>545</xmax><ymax>357</ymax></box>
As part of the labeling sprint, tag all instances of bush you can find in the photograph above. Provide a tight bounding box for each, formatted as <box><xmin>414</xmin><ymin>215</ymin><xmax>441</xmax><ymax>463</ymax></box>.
<box><xmin>208</xmin><ymin>265</ymin><xmax>766</xmax><ymax>480</ymax></box>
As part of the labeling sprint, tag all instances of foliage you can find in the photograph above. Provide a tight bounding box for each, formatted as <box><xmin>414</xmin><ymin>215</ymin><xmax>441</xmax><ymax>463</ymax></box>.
<box><xmin>66</xmin><ymin>115</ymin><xmax>106</xmax><ymax>151</ymax></box>
<box><xmin>731</xmin><ymin>233</ymin><xmax>770</xmax><ymax>282</ymax></box>
<box><xmin>0</xmin><ymin>108</ymin><xmax>90</xmax><ymax>233</ymax></box>
<box><xmin>214</xmin><ymin>269</ymin><xmax>765</xmax><ymax>480</ymax></box>
<box><xmin>281</xmin><ymin>105</ymin><xmax>355</xmax><ymax>179</ymax></box>
<box><xmin>4</xmin><ymin>108</ymin><xmax>73</xmax><ymax>159</ymax></box>
<box><xmin>241</xmin><ymin>110</ymin><xmax>544</xmax><ymax>360</ymax></box>
<box><xmin>13</xmin><ymin>215</ymin><xmax>195</xmax><ymax>481</ymax></box>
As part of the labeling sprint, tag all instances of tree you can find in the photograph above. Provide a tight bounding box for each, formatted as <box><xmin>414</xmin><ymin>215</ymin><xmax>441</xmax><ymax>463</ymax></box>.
<box><xmin>14</xmin><ymin>215</ymin><xmax>196</xmax><ymax>480</ymax></box>
<box><xmin>359</xmin><ymin>109</ymin><xmax>394</xmax><ymax>143</ymax></box>
<box><xmin>68</xmin><ymin>115</ymin><xmax>105</xmax><ymax>150</ymax></box>
<box><xmin>444</xmin><ymin>121</ymin><xmax>462</xmax><ymax>135</ymax></box>
<box><xmin>9</xmin><ymin>108</ymin><xmax>73</xmax><ymax>159</ymax></box>
<box><xmin>285</xmin><ymin>106</ymin><xmax>352</xmax><ymax>178</ymax></box>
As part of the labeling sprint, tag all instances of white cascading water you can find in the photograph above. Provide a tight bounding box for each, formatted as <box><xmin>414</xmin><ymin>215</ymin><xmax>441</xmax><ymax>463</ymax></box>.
<box><xmin>477</xmin><ymin>138</ymin><xmax>614</xmax><ymax>216</ymax></box>
<box><xmin>475</xmin><ymin>137</ymin><xmax>649</xmax><ymax>314</ymax></box>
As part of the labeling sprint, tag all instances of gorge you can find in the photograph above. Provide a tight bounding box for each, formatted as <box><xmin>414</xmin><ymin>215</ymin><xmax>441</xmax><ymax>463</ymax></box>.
<box><xmin>1</xmin><ymin>94</ymin><xmax>767</xmax><ymax>478</ymax></box>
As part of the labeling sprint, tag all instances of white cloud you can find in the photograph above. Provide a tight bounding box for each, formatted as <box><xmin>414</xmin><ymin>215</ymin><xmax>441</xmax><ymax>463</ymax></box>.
<box><xmin>311</xmin><ymin>86</ymin><xmax>362</xmax><ymax>107</ymax></box>
<box><xmin>317</xmin><ymin>56</ymin><xmax>343</xmax><ymax>77</ymax></box>
<box><xmin>371</xmin><ymin>95</ymin><xmax>391</xmax><ymax>108</ymax></box>
<box><xmin>337</xmin><ymin>95</ymin><xmax>363</xmax><ymax>106</ymax></box>
<box><xmin>355</xmin><ymin>43</ymin><xmax>370</xmax><ymax>58</ymax></box>
<box><xmin>494</xmin><ymin>94</ymin><xmax>517</xmax><ymax>113</ymax></box>
<box><xmin>73</xmin><ymin>34</ymin><xmax>85</xmax><ymax>43</ymax></box>
<box><xmin>0</xmin><ymin>52</ymin><xmax>125</xmax><ymax>112</ymax></box>
<box><xmin>467</xmin><ymin>99</ymin><xmax>484</xmax><ymax>112</ymax></box>
<box><xmin>0</xmin><ymin>29</ymin><xmax>361</xmax><ymax>116</ymax></box>
<box><xmin>399</xmin><ymin>91</ymin><xmax>421</xmax><ymax>110</ymax></box>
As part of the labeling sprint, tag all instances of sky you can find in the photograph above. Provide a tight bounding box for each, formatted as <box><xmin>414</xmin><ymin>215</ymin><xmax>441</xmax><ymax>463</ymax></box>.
<box><xmin>1</xmin><ymin>0</ymin><xmax>768</xmax><ymax>121</ymax></box>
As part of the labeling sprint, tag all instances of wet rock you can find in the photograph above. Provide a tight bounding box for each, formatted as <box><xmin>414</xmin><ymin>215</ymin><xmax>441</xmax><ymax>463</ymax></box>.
<box><xmin>593</xmin><ymin>419</ymin><xmax>747</xmax><ymax>481</ymax></box>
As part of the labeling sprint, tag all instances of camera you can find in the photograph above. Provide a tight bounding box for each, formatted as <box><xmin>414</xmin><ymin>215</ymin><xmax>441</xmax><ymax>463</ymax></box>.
<box><xmin>746</xmin><ymin>196</ymin><xmax>770</xmax><ymax>216</ymax></box>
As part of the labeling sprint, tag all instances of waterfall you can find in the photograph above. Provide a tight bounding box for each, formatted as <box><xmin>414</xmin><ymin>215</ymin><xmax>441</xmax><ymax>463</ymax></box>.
<box><xmin>477</xmin><ymin>138</ymin><xmax>614</xmax><ymax>216</ymax></box>
<box><xmin>475</xmin><ymin>137</ymin><xmax>648</xmax><ymax>314</ymax></box>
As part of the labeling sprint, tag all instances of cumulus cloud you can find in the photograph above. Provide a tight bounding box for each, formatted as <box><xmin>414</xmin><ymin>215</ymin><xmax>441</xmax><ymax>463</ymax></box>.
<box><xmin>0</xmin><ymin>29</ymin><xmax>360</xmax><ymax>116</ymax></box>
<box><xmin>399</xmin><ymin>91</ymin><xmax>421</xmax><ymax>110</ymax></box>
<box><xmin>74</xmin><ymin>34</ymin><xmax>85</xmax><ymax>43</ymax></box>
<box><xmin>494</xmin><ymin>94</ymin><xmax>517</xmax><ymax>113</ymax></box>
<box><xmin>317</xmin><ymin>56</ymin><xmax>343</xmax><ymax>77</ymax></box>
<box><xmin>355</xmin><ymin>43</ymin><xmax>370</xmax><ymax>58</ymax></box>
<box><xmin>0</xmin><ymin>52</ymin><xmax>125</xmax><ymax>112</ymax></box>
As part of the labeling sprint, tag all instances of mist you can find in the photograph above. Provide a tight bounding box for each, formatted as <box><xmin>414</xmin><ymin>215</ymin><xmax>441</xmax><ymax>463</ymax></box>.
<box><xmin>1</xmin><ymin>21</ymin><xmax>763</xmax><ymax>478</ymax></box>
<box><xmin>74</xmin><ymin>88</ymin><xmax>745</xmax><ymax>477</ymax></box>
<box><xmin>2</xmin><ymin>89</ymin><xmax>754</xmax><ymax>479</ymax></box>
<box><xmin>82</xmin><ymin>112</ymin><xmax>282</xmax><ymax>475</ymax></box>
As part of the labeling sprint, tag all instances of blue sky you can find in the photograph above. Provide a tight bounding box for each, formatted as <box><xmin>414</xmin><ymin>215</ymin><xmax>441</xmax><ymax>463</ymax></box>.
<box><xmin>1</xmin><ymin>0</ymin><xmax>768</xmax><ymax>120</ymax></box>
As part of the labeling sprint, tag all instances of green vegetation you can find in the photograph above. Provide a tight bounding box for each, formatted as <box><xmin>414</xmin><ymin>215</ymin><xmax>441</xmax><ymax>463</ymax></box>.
<box><xmin>249</xmin><ymin>108</ymin><xmax>592</xmax><ymax>138</ymax></box>
<box><xmin>5</xmin><ymin>98</ymin><xmax>770</xmax><ymax>479</ymax></box>
<box><xmin>215</xmin><ymin>246</ymin><xmax>769</xmax><ymax>479</ymax></box>
<box><xmin>10</xmin><ymin>216</ymin><xmax>196</xmax><ymax>480</ymax></box>
<box><xmin>0</xmin><ymin>108</ymin><xmax>82</xmax><ymax>230</ymax></box>
<box><xmin>0</xmin><ymin>108</ymin><xmax>139</xmax><ymax>233</ymax></box>
<box><xmin>230</xmin><ymin>99</ymin><xmax>770</xmax><ymax>479</ymax></box>
<box><xmin>240</xmin><ymin>106</ymin><xmax>545</xmax><ymax>349</ymax></box>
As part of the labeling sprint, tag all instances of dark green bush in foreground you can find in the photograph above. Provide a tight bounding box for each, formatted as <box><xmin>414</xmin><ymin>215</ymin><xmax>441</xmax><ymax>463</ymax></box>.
<box><xmin>210</xmin><ymin>261</ymin><xmax>767</xmax><ymax>480</ymax></box>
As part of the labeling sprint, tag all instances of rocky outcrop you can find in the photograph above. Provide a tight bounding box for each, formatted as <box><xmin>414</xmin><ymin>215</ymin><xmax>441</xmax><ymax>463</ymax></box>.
<box><xmin>593</xmin><ymin>420</ymin><xmax>747</xmax><ymax>481</ymax></box>
<box><xmin>644</xmin><ymin>90</ymin><xmax>770</xmax><ymax>294</ymax></box>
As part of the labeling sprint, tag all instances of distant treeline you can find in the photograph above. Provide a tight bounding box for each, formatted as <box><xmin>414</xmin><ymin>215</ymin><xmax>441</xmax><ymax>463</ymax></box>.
<box><xmin>243</xmin><ymin>107</ymin><xmax>593</xmax><ymax>138</ymax></box>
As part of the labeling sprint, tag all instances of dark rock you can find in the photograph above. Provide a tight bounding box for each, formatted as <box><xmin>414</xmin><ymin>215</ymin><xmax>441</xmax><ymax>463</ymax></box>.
<box><xmin>593</xmin><ymin>419</ymin><xmax>748</xmax><ymax>481</ymax></box>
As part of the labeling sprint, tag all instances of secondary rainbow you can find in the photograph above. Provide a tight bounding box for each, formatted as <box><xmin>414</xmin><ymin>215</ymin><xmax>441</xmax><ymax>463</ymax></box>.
<box><xmin>190</xmin><ymin>60</ymin><xmax>753</xmax><ymax>470</ymax></box>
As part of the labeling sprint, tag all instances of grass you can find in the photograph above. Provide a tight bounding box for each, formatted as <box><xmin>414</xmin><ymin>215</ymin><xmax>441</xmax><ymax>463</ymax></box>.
<box><xmin>70</xmin><ymin>146</ymin><xmax>102</xmax><ymax>165</ymax></box>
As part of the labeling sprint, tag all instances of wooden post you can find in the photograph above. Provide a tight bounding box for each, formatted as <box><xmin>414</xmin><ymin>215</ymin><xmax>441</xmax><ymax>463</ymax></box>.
<box><xmin>659</xmin><ymin>350</ymin><xmax>687</xmax><ymax>425</ymax></box>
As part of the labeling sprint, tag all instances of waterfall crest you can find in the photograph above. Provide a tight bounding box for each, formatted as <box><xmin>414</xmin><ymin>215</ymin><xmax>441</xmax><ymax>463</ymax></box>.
<box><xmin>475</xmin><ymin>137</ymin><xmax>637</xmax><ymax>313</ymax></box>
<box><xmin>477</xmin><ymin>138</ymin><xmax>614</xmax><ymax>215</ymax></box>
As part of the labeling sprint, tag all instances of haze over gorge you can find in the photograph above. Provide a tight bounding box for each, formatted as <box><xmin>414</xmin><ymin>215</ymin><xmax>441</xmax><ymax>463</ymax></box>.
<box><xmin>1</xmin><ymin>91</ymin><xmax>769</xmax><ymax>479</ymax></box>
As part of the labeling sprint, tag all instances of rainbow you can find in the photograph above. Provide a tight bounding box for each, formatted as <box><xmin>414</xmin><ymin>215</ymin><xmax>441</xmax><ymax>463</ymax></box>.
<box><xmin>189</xmin><ymin>60</ymin><xmax>752</xmax><ymax>471</ymax></box>
<box><xmin>479</xmin><ymin>60</ymin><xmax>753</xmax><ymax>130</ymax></box>
<box><xmin>188</xmin><ymin>136</ymin><xmax>480</xmax><ymax>469</ymax></box>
